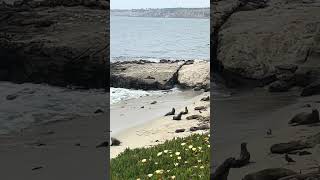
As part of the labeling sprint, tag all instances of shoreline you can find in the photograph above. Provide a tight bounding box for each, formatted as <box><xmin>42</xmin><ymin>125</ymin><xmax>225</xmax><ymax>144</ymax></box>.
<box><xmin>110</xmin><ymin>91</ymin><xmax>210</xmax><ymax>159</ymax></box>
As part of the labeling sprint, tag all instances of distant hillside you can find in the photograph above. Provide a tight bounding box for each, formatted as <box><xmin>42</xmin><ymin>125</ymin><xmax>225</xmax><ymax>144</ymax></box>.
<box><xmin>111</xmin><ymin>8</ymin><xmax>210</xmax><ymax>19</ymax></box>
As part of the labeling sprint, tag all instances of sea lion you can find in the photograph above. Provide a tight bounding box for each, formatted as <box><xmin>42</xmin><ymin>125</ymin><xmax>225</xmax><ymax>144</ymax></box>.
<box><xmin>285</xmin><ymin>154</ymin><xmax>295</xmax><ymax>164</ymax></box>
<box><xmin>165</xmin><ymin>108</ymin><xmax>175</xmax><ymax>116</ymax></box>
<box><xmin>181</xmin><ymin>107</ymin><xmax>188</xmax><ymax>115</ymax></box>
<box><xmin>289</xmin><ymin>109</ymin><xmax>319</xmax><ymax>125</ymax></box>
<box><xmin>211</xmin><ymin>157</ymin><xmax>236</xmax><ymax>180</ymax></box>
<box><xmin>173</xmin><ymin>112</ymin><xmax>183</xmax><ymax>120</ymax></box>
<box><xmin>233</xmin><ymin>142</ymin><xmax>250</xmax><ymax>168</ymax></box>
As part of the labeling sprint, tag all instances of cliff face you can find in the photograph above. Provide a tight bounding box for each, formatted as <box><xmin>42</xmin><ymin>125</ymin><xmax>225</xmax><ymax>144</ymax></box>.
<box><xmin>213</xmin><ymin>0</ymin><xmax>320</xmax><ymax>92</ymax></box>
<box><xmin>0</xmin><ymin>0</ymin><xmax>108</xmax><ymax>89</ymax></box>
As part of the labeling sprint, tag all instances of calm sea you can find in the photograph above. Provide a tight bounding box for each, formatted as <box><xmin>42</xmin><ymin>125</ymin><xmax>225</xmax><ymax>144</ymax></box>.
<box><xmin>110</xmin><ymin>15</ymin><xmax>210</xmax><ymax>62</ymax></box>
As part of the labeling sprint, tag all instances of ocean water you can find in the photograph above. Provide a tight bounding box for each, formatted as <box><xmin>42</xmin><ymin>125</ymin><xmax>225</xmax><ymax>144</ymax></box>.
<box><xmin>110</xmin><ymin>15</ymin><xmax>210</xmax><ymax>103</ymax></box>
<box><xmin>110</xmin><ymin>15</ymin><xmax>210</xmax><ymax>62</ymax></box>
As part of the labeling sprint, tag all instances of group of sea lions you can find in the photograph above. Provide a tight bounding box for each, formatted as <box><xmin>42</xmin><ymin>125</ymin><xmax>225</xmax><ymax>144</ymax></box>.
<box><xmin>165</xmin><ymin>107</ymin><xmax>189</xmax><ymax>120</ymax></box>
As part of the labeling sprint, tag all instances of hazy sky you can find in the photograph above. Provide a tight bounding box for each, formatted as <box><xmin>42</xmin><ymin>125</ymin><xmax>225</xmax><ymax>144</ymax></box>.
<box><xmin>111</xmin><ymin>0</ymin><xmax>209</xmax><ymax>9</ymax></box>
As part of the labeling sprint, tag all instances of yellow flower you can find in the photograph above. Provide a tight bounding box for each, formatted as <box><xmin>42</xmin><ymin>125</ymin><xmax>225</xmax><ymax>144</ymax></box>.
<box><xmin>181</xmin><ymin>143</ymin><xmax>186</xmax><ymax>146</ymax></box>
<box><xmin>171</xmin><ymin>176</ymin><xmax>176</xmax><ymax>179</ymax></box>
<box><xmin>175</xmin><ymin>152</ymin><xmax>180</xmax><ymax>156</ymax></box>
<box><xmin>155</xmin><ymin>170</ymin><xmax>164</xmax><ymax>174</ymax></box>
<box><xmin>157</xmin><ymin>152</ymin><xmax>163</xmax><ymax>156</ymax></box>
<box><xmin>141</xmin><ymin>159</ymin><xmax>147</xmax><ymax>163</ymax></box>
<box><xmin>164</xmin><ymin>150</ymin><xmax>169</xmax><ymax>153</ymax></box>
<box><xmin>177</xmin><ymin>156</ymin><xmax>181</xmax><ymax>160</ymax></box>
<box><xmin>147</xmin><ymin>174</ymin><xmax>153</xmax><ymax>177</ymax></box>
<box><xmin>188</xmin><ymin>145</ymin><xmax>193</xmax><ymax>149</ymax></box>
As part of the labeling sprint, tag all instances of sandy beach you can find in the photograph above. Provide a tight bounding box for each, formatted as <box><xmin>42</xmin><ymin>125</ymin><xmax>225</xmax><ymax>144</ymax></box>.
<box><xmin>0</xmin><ymin>82</ymin><xmax>108</xmax><ymax>180</ymax></box>
<box><xmin>213</xmin><ymin>88</ymin><xmax>320</xmax><ymax>179</ymax></box>
<box><xmin>111</xmin><ymin>91</ymin><xmax>210</xmax><ymax>158</ymax></box>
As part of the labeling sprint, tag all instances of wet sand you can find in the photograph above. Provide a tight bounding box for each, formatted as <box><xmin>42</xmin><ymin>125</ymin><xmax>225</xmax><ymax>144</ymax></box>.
<box><xmin>213</xmin><ymin>88</ymin><xmax>320</xmax><ymax>179</ymax></box>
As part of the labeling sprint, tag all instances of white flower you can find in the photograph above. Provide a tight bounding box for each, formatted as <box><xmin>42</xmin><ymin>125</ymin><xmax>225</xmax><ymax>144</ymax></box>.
<box><xmin>157</xmin><ymin>152</ymin><xmax>163</xmax><ymax>156</ymax></box>
<box><xmin>174</xmin><ymin>163</ymin><xmax>179</xmax><ymax>166</ymax></box>
<box><xmin>188</xmin><ymin>145</ymin><xmax>193</xmax><ymax>149</ymax></box>
<box><xmin>141</xmin><ymin>159</ymin><xmax>147</xmax><ymax>163</ymax></box>
<box><xmin>167</xmin><ymin>170</ymin><xmax>171</xmax><ymax>172</ymax></box>
<box><xmin>155</xmin><ymin>162</ymin><xmax>158</xmax><ymax>165</ymax></box>
<box><xmin>184</xmin><ymin>161</ymin><xmax>188</xmax><ymax>164</ymax></box>
<box><xmin>137</xmin><ymin>178</ymin><xmax>141</xmax><ymax>180</ymax></box>
<box><xmin>198</xmin><ymin>147</ymin><xmax>202</xmax><ymax>150</ymax></box>
<box><xmin>164</xmin><ymin>150</ymin><xmax>169</xmax><ymax>153</ymax></box>
<box><xmin>175</xmin><ymin>152</ymin><xmax>180</xmax><ymax>156</ymax></box>
<box><xmin>181</xmin><ymin>143</ymin><xmax>186</xmax><ymax>146</ymax></box>
<box><xmin>208</xmin><ymin>145</ymin><xmax>210</xmax><ymax>148</ymax></box>
<box><xmin>170</xmin><ymin>154</ymin><xmax>173</xmax><ymax>157</ymax></box>
<box><xmin>200</xmin><ymin>166</ymin><xmax>205</xmax><ymax>169</ymax></box>
<box><xmin>198</xmin><ymin>160</ymin><xmax>202</xmax><ymax>163</ymax></box>
<box><xmin>155</xmin><ymin>170</ymin><xmax>164</xmax><ymax>174</ymax></box>
<box><xmin>147</xmin><ymin>174</ymin><xmax>153</xmax><ymax>177</ymax></box>
<box><xmin>192</xmin><ymin>148</ymin><xmax>197</xmax><ymax>151</ymax></box>
<box><xmin>177</xmin><ymin>156</ymin><xmax>181</xmax><ymax>160</ymax></box>
<box><xmin>171</xmin><ymin>176</ymin><xmax>176</xmax><ymax>179</ymax></box>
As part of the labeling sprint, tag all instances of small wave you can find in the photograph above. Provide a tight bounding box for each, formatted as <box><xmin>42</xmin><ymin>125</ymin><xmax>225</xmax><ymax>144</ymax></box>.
<box><xmin>111</xmin><ymin>56</ymin><xmax>210</xmax><ymax>63</ymax></box>
<box><xmin>110</xmin><ymin>87</ymin><xmax>180</xmax><ymax>104</ymax></box>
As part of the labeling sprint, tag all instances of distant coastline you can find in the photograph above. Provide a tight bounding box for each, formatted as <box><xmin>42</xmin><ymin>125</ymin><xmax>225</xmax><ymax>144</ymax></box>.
<box><xmin>111</xmin><ymin>8</ymin><xmax>210</xmax><ymax>19</ymax></box>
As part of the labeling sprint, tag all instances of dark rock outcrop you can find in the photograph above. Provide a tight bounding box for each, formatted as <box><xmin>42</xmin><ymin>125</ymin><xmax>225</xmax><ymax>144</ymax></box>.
<box><xmin>110</xmin><ymin>61</ymin><xmax>182</xmax><ymax>90</ymax></box>
<box><xmin>0</xmin><ymin>0</ymin><xmax>108</xmax><ymax>89</ymax></box>
<box><xmin>270</xmin><ymin>141</ymin><xmax>312</xmax><ymax>154</ymax></box>
<box><xmin>242</xmin><ymin>168</ymin><xmax>297</xmax><ymax>180</ymax></box>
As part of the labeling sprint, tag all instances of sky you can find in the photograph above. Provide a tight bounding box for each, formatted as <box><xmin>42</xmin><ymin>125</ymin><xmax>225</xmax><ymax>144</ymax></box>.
<box><xmin>110</xmin><ymin>0</ymin><xmax>209</xmax><ymax>9</ymax></box>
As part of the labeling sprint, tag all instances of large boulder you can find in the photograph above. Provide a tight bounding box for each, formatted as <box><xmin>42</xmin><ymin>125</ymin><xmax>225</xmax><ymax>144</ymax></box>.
<box><xmin>110</xmin><ymin>61</ymin><xmax>183</xmax><ymax>90</ymax></box>
<box><xmin>178</xmin><ymin>60</ymin><xmax>210</xmax><ymax>89</ymax></box>
<box><xmin>242</xmin><ymin>168</ymin><xmax>297</xmax><ymax>180</ymax></box>
<box><xmin>0</xmin><ymin>1</ymin><xmax>108</xmax><ymax>88</ymax></box>
<box><xmin>214</xmin><ymin>0</ymin><xmax>320</xmax><ymax>88</ymax></box>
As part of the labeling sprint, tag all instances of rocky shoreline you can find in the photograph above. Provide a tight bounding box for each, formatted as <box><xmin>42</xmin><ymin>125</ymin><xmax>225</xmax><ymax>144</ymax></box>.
<box><xmin>110</xmin><ymin>59</ymin><xmax>210</xmax><ymax>91</ymax></box>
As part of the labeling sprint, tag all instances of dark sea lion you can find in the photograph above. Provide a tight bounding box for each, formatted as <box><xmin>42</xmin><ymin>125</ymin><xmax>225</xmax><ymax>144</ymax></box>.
<box><xmin>233</xmin><ymin>142</ymin><xmax>250</xmax><ymax>168</ymax></box>
<box><xmin>165</xmin><ymin>108</ymin><xmax>175</xmax><ymax>116</ymax></box>
<box><xmin>181</xmin><ymin>107</ymin><xmax>188</xmax><ymax>115</ymax></box>
<box><xmin>285</xmin><ymin>154</ymin><xmax>295</xmax><ymax>164</ymax></box>
<box><xmin>289</xmin><ymin>109</ymin><xmax>319</xmax><ymax>125</ymax></box>
<box><xmin>211</xmin><ymin>157</ymin><xmax>236</xmax><ymax>180</ymax></box>
<box><xmin>173</xmin><ymin>112</ymin><xmax>183</xmax><ymax>120</ymax></box>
